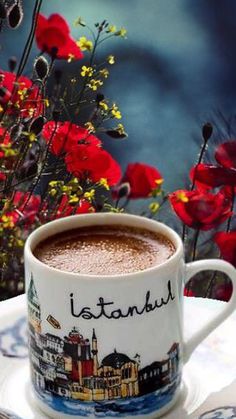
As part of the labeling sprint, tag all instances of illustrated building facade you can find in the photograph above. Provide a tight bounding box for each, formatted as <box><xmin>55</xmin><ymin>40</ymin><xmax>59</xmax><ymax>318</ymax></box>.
<box><xmin>28</xmin><ymin>276</ymin><xmax>179</xmax><ymax>402</ymax></box>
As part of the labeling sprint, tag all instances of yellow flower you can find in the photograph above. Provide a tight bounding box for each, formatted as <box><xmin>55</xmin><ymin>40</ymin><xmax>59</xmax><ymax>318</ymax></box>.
<box><xmin>99</xmin><ymin>100</ymin><xmax>109</xmax><ymax>111</ymax></box>
<box><xmin>107</xmin><ymin>55</ymin><xmax>115</xmax><ymax>65</ymax></box>
<box><xmin>116</xmin><ymin>27</ymin><xmax>127</xmax><ymax>38</ymax></box>
<box><xmin>16</xmin><ymin>239</ymin><xmax>24</xmax><ymax>247</ymax></box>
<box><xmin>116</xmin><ymin>123</ymin><xmax>126</xmax><ymax>135</ymax></box>
<box><xmin>62</xmin><ymin>185</ymin><xmax>72</xmax><ymax>193</ymax></box>
<box><xmin>49</xmin><ymin>180</ymin><xmax>59</xmax><ymax>187</ymax></box>
<box><xmin>87</xmin><ymin>79</ymin><xmax>103</xmax><ymax>91</ymax></box>
<box><xmin>107</xmin><ymin>25</ymin><xmax>117</xmax><ymax>33</ymax></box>
<box><xmin>176</xmin><ymin>191</ymin><xmax>189</xmax><ymax>203</ymax></box>
<box><xmin>81</xmin><ymin>66</ymin><xmax>93</xmax><ymax>77</ymax></box>
<box><xmin>149</xmin><ymin>202</ymin><xmax>160</xmax><ymax>214</ymax></box>
<box><xmin>99</xmin><ymin>68</ymin><xmax>109</xmax><ymax>79</ymax></box>
<box><xmin>69</xmin><ymin>195</ymin><xmax>79</xmax><ymax>204</ymax></box>
<box><xmin>111</xmin><ymin>103</ymin><xmax>122</xmax><ymax>119</ymax></box>
<box><xmin>77</xmin><ymin>36</ymin><xmax>93</xmax><ymax>52</ymax></box>
<box><xmin>98</xmin><ymin>178</ymin><xmax>110</xmax><ymax>190</ymax></box>
<box><xmin>44</xmin><ymin>99</ymin><xmax>50</xmax><ymax>107</ymax></box>
<box><xmin>84</xmin><ymin>189</ymin><xmax>95</xmax><ymax>202</ymax></box>
<box><xmin>1</xmin><ymin>215</ymin><xmax>14</xmax><ymax>229</ymax></box>
<box><xmin>84</xmin><ymin>122</ymin><xmax>95</xmax><ymax>133</ymax></box>
<box><xmin>18</xmin><ymin>88</ymin><xmax>28</xmax><ymax>100</ymax></box>
<box><xmin>29</xmin><ymin>132</ymin><xmax>37</xmax><ymax>142</ymax></box>
<box><xmin>49</xmin><ymin>188</ymin><xmax>57</xmax><ymax>197</ymax></box>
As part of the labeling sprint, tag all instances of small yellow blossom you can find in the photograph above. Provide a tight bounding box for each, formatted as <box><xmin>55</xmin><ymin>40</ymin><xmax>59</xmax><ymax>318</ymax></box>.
<box><xmin>18</xmin><ymin>88</ymin><xmax>28</xmax><ymax>100</ymax></box>
<box><xmin>99</xmin><ymin>100</ymin><xmax>109</xmax><ymax>111</ymax></box>
<box><xmin>107</xmin><ymin>55</ymin><xmax>115</xmax><ymax>65</ymax></box>
<box><xmin>1</xmin><ymin>215</ymin><xmax>14</xmax><ymax>229</ymax></box>
<box><xmin>84</xmin><ymin>122</ymin><xmax>95</xmax><ymax>133</ymax></box>
<box><xmin>116</xmin><ymin>27</ymin><xmax>127</xmax><ymax>38</ymax></box>
<box><xmin>98</xmin><ymin>178</ymin><xmax>110</xmax><ymax>190</ymax></box>
<box><xmin>116</xmin><ymin>123</ymin><xmax>126</xmax><ymax>135</ymax></box>
<box><xmin>62</xmin><ymin>185</ymin><xmax>72</xmax><ymax>193</ymax></box>
<box><xmin>67</xmin><ymin>54</ymin><xmax>75</xmax><ymax>63</ymax></box>
<box><xmin>77</xmin><ymin>36</ymin><xmax>93</xmax><ymax>52</ymax></box>
<box><xmin>176</xmin><ymin>191</ymin><xmax>189</xmax><ymax>203</ymax></box>
<box><xmin>87</xmin><ymin>79</ymin><xmax>103</xmax><ymax>91</ymax></box>
<box><xmin>81</xmin><ymin>66</ymin><xmax>93</xmax><ymax>77</ymax></box>
<box><xmin>49</xmin><ymin>188</ymin><xmax>57</xmax><ymax>197</ymax></box>
<box><xmin>107</xmin><ymin>25</ymin><xmax>117</xmax><ymax>33</ymax></box>
<box><xmin>84</xmin><ymin>189</ymin><xmax>95</xmax><ymax>202</ymax></box>
<box><xmin>44</xmin><ymin>99</ymin><xmax>50</xmax><ymax>107</ymax></box>
<box><xmin>149</xmin><ymin>202</ymin><xmax>160</xmax><ymax>214</ymax></box>
<box><xmin>99</xmin><ymin>68</ymin><xmax>109</xmax><ymax>79</ymax></box>
<box><xmin>111</xmin><ymin>103</ymin><xmax>122</xmax><ymax>119</ymax></box>
<box><xmin>49</xmin><ymin>180</ymin><xmax>60</xmax><ymax>187</ymax></box>
<box><xmin>16</xmin><ymin>239</ymin><xmax>24</xmax><ymax>247</ymax></box>
<box><xmin>29</xmin><ymin>132</ymin><xmax>37</xmax><ymax>142</ymax></box>
<box><xmin>69</xmin><ymin>195</ymin><xmax>79</xmax><ymax>204</ymax></box>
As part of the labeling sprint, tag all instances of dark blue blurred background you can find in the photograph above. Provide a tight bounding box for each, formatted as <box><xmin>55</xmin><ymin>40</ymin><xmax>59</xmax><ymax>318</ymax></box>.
<box><xmin>2</xmin><ymin>0</ymin><xmax>236</xmax><ymax>193</ymax></box>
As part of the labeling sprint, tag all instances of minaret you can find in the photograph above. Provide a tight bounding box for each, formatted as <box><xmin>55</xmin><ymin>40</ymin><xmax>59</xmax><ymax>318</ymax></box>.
<box><xmin>91</xmin><ymin>328</ymin><xmax>98</xmax><ymax>376</ymax></box>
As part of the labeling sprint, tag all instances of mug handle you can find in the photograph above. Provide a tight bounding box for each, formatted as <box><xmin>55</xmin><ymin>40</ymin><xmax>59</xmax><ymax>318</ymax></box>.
<box><xmin>183</xmin><ymin>259</ymin><xmax>236</xmax><ymax>363</ymax></box>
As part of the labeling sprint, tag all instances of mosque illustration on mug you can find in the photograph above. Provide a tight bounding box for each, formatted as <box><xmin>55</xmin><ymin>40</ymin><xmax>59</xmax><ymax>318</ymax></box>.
<box><xmin>27</xmin><ymin>275</ymin><xmax>180</xmax><ymax>407</ymax></box>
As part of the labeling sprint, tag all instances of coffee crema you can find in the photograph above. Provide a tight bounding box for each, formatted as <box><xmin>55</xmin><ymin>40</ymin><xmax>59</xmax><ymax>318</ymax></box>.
<box><xmin>34</xmin><ymin>225</ymin><xmax>175</xmax><ymax>275</ymax></box>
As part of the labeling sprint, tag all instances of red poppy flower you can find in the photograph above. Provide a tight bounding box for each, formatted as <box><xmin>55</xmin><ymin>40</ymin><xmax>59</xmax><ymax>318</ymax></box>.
<box><xmin>35</xmin><ymin>14</ymin><xmax>83</xmax><ymax>60</ymax></box>
<box><xmin>55</xmin><ymin>195</ymin><xmax>95</xmax><ymax>218</ymax></box>
<box><xmin>12</xmin><ymin>191</ymin><xmax>41</xmax><ymax>224</ymax></box>
<box><xmin>169</xmin><ymin>189</ymin><xmax>232</xmax><ymax>230</ymax></box>
<box><xmin>214</xmin><ymin>231</ymin><xmax>236</xmax><ymax>267</ymax></box>
<box><xmin>42</xmin><ymin>121</ymin><xmax>101</xmax><ymax>155</ymax></box>
<box><xmin>0</xmin><ymin>70</ymin><xmax>42</xmax><ymax>118</ymax></box>
<box><xmin>65</xmin><ymin>145</ymin><xmax>122</xmax><ymax>186</ymax></box>
<box><xmin>192</xmin><ymin>141</ymin><xmax>236</xmax><ymax>189</ymax></box>
<box><xmin>122</xmin><ymin>163</ymin><xmax>163</xmax><ymax>199</ymax></box>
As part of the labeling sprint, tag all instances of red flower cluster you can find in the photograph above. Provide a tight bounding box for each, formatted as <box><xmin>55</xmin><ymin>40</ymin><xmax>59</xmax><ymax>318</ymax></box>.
<box><xmin>36</xmin><ymin>14</ymin><xmax>83</xmax><ymax>60</ymax></box>
<box><xmin>0</xmin><ymin>70</ymin><xmax>42</xmax><ymax>118</ymax></box>
<box><xmin>169</xmin><ymin>189</ymin><xmax>232</xmax><ymax>230</ymax></box>
<box><xmin>122</xmin><ymin>162</ymin><xmax>163</xmax><ymax>198</ymax></box>
<box><xmin>42</xmin><ymin>121</ymin><xmax>101</xmax><ymax>155</ymax></box>
<box><xmin>43</xmin><ymin>120</ymin><xmax>121</xmax><ymax>187</ymax></box>
<box><xmin>55</xmin><ymin>196</ymin><xmax>95</xmax><ymax>219</ymax></box>
<box><xmin>192</xmin><ymin>141</ymin><xmax>236</xmax><ymax>189</ymax></box>
<box><xmin>3</xmin><ymin>191</ymin><xmax>41</xmax><ymax>227</ymax></box>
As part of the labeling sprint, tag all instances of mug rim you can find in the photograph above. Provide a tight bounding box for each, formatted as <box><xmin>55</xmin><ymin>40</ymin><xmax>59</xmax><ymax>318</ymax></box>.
<box><xmin>25</xmin><ymin>213</ymin><xmax>183</xmax><ymax>280</ymax></box>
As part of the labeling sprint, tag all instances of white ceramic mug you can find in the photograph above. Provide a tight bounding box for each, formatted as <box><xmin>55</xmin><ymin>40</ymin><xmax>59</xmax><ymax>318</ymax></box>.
<box><xmin>24</xmin><ymin>213</ymin><xmax>236</xmax><ymax>419</ymax></box>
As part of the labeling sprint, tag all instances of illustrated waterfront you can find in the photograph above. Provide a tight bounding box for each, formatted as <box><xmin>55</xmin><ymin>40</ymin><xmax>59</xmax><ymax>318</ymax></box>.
<box><xmin>28</xmin><ymin>276</ymin><xmax>180</xmax><ymax>415</ymax></box>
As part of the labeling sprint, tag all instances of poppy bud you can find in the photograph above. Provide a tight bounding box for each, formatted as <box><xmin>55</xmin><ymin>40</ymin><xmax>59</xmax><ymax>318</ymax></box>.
<box><xmin>0</xmin><ymin>0</ymin><xmax>6</xmax><ymax>19</ymax></box>
<box><xmin>202</xmin><ymin>122</ymin><xmax>213</xmax><ymax>142</ymax></box>
<box><xmin>8</xmin><ymin>56</ymin><xmax>17</xmax><ymax>72</ymax></box>
<box><xmin>7</xmin><ymin>2</ymin><xmax>23</xmax><ymax>29</ymax></box>
<box><xmin>34</xmin><ymin>56</ymin><xmax>49</xmax><ymax>80</ymax></box>
<box><xmin>117</xmin><ymin>182</ymin><xmax>130</xmax><ymax>199</ymax></box>
<box><xmin>29</xmin><ymin>116</ymin><xmax>46</xmax><ymax>135</ymax></box>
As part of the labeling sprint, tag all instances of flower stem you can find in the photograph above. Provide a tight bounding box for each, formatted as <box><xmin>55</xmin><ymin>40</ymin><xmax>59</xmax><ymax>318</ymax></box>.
<box><xmin>186</xmin><ymin>229</ymin><xmax>200</xmax><ymax>295</ymax></box>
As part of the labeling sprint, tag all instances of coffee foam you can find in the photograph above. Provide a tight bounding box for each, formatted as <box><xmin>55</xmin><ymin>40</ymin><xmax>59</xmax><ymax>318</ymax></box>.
<box><xmin>34</xmin><ymin>225</ymin><xmax>175</xmax><ymax>275</ymax></box>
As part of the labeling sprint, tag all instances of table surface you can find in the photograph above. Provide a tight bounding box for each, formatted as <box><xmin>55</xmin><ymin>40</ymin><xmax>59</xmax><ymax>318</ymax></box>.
<box><xmin>0</xmin><ymin>295</ymin><xmax>236</xmax><ymax>419</ymax></box>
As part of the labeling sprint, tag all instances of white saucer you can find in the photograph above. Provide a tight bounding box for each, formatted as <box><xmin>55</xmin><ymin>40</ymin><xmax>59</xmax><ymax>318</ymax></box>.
<box><xmin>0</xmin><ymin>296</ymin><xmax>236</xmax><ymax>419</ymax></box>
